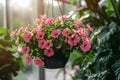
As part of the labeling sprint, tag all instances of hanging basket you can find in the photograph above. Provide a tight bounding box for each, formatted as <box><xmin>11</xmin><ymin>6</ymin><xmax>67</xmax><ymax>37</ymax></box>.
<box><xmin>44</xmin><ymin>50</ymin><xmax>69</xmax><ymax>69</ymax></box>
<box><xmin>11</xmin><ymin>15</ymin><xmax>92</xmax><ymax>69</ymax></box>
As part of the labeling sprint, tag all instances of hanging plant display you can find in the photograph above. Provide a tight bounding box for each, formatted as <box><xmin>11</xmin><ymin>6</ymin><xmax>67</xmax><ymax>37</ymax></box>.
<box><xmin>10</xmin><ymin>15</ymin><xmax>93</xmax><ymax>69</ymax></box>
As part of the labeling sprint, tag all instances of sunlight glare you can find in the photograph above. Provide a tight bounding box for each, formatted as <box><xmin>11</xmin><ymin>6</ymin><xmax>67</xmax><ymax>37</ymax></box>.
<box><xmin>10</xmin><ymin>0</ymin><xmax>30</xmax><ymax>8</ymax></box>
<box><xmin>0</xmin><ymin>0</ymin><xmax>2</xmax><ymax>3</ymax></box>
<box><xmin>17</xmin><ymin>0</ymin><xmax>30</xmax><ymax>8</ymax></box>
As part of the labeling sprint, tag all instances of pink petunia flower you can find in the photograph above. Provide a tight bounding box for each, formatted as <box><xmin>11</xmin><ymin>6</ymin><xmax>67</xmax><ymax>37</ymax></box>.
<box><xmin>68</xmin><ymin>34</ymin><xmax>80</xmax><ymax>46</ymax></box>
<box><xmin>62</xmin><ymin>28</ymin><xmax>70</xmax><ymax>36</ymax></box>
<box><xmin>45</xmin><ymin>40</ymin><xmax>53</xmax><ymax>49</ymax></box>
<box><xmin>10</xmin><ymin>29</ymin><xmax>17</xmax><ymax>37</ymax></box>
<box><xmin>67</xmin><ymin>37</ymin><xmax>74</xmax><ymax>46</ymax></box>
<box><xmin>36</xmin><ymin>31</ymin><xmax>45</xmax><ymax>39</ymax></box>
<box><xmin>74</xmin><ymin>20</ymin><xmax>82</xmax><ymax>27</ymax></box>
<box><xmin>45</xmin><ymin>18</ymin><xmax>54</xmax><ymax>25</ymax></box>
<box><xmin>72</xmin><ymin>33</ymin><xmax>80</xmax><ymax>46</ymax></box>
<box><xmin>77</xmin><ymin>28</ymin><xmax>87</xmax><ymax>37</ymax></box>
<box><xmin>17</xmin><ymin>46</ymin><xmax>23</xmax><ymax>53</ymax></box>
<box><xmin>86</xmin><ymin>24</ymin><xmax>93</xmax><ymax>32</ymax></box>
<box><xmin>34</xmin><ymin>18</ymin><xmax>41</xmax><ymax>25</ymax></box>
<box><xmin>22</xmin><ymin>46</ymin><xmax>30</xmax><ymax>54</ymax></box>
<box><xmin>38</xmin><ymin>39</ymin><xmax>46</xmax><ymax>49</ymax></box>
<box><xmin>62</xmin><ymin>15</ymin><xmax>67</xmax><ymax>20</ymax></box>
<box><xmin>81</xmin><ymin>36</ymin><xmax>90</xmax><ymax>43</ymax></box>
<box><xmin>34</xmin><ymin>57</ymin><xmax>44</xmax><ymax>66</ymax></box>
<box><xmin>51</xmin><ymin>29</ymin><xmax>61</xmax><ymax>38</ymax></box>
<box><xmin>35</xmin><ymin>26</ymin><xmax>42</xmax><ymax>32</ymax></box>
<box><xmin>24</xmin><ymin>55</ymin><xmax>32</xmax><ymax>64</ymax></box>
<box><xmin>23</xmin><ymin>31</ymin><xmax>33</xmax><ymax>43</ymax></box>
<box><xmin>44</xmin><ymin>48</ymin><xmax>54</xmax><ymax>57</ymax></box>
<box><xmin>74</xmin><ymin>65</ymin><xmax>80</xmax><ymax>70</ymax></box>
<box><xmin>64</xmin><ymin>36</ymin><xmax>70</xmax><ymax>43</ymax></box>
<box><xmin>80</xmin><ymin>40</ymin><xmax>91</xmax><ymax>52</ymax></box>
<box><xmin>41</xmin><ymin>14</ymin><xmax>47</xmax><ymax>22</ymax></box>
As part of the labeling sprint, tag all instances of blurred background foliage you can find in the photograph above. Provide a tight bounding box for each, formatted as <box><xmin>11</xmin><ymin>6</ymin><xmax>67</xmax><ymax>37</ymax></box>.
<box><xmin>0</xmin><ymin>27</ymin><xmax>23</xmax><ymax>80</ymax></box>
<box><xmin>70</xmin><ymin>0</ymin><xmax>120</xmax><ymax>80</ymax></box>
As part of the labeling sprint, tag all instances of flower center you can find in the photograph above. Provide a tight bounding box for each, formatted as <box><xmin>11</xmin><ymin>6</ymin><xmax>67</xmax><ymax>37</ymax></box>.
<box><xmin>84</xmin><ymin>44</ymin><xmax>87</xmax><ymax>47</ymax></box>
<box><xmin>55</xmin><ymin>33</ymin><xmax>58</xmax><ymax>36</ymax></box>
<box><xmin>39</xmin><ymin>35</ymin><xmax>42</xmax><ymax>37</ymax></box>
<box><xmin>42</xmin><ymin>42</ymin><xmax>44</xmax><ymax>45</ymax></box>
<box><xmin>48</xmin><ymin>49</ymin><xmax>51</xmax><ymax>52</ymax></box>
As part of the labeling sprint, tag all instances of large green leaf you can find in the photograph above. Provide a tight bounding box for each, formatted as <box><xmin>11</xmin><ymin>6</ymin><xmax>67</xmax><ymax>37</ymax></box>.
<box><xmin>112</xmin><ymin>58</ymin><xmax>120</xmax><ymax>80</ymax></box>
<box><xmin>98</xmin><ymin>22</ymin><xmax>117</xmax><ymax>44</ymax></box>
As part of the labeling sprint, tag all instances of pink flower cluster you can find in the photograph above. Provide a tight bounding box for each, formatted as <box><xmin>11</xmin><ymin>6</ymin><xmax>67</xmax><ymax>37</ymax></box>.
<box><xmin>17</xmin><ymin>45</ymin><xmax>45</xmax><ymax>66</ymax></box>
<box><xmin>51</xmin><ymin>29</ymin><xmax>61</xmax><ymax>38</ymax></box>
<box><xmin>24</xmin><ymin>55</ymin><xmax>44</xmax><ymax>66</ymax></box>
<box><xmin>11</xmin><ymin>15</ymin><xmax>93</xmax><ymax>67</ymax></box>
<box><xmin>23</xmin><ymin>31</ymin><xmax>33</xmax><ymax>43</ymax></box>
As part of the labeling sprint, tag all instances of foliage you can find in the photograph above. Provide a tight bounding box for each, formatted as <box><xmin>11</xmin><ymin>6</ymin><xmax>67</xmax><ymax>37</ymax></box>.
<box><xmin>10</xmin><ymin>15</ymin><xmax>93</xmax><ymax>67</ymax></box>
<box><xmin>70</xmin><ymin>0</ymin><xmax>120</xmax><ymax>80</ymax></box>
<box><xmin>0</xmin><ymin>27</ymin><xmax>22</xmax><ymax>80</ymax></box>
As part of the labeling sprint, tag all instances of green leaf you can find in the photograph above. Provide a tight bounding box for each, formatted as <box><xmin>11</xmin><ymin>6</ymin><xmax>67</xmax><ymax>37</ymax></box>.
<box><xmin>107</xmin><ymin>0</ymin><xmax>113</xmax><ymax>10</ymax></box>
<box><xmin>70</xmin><ymin>50</ymin><xmax>82</xmax><ymax>67</ymax></box>
<box><xmin>98</xmin><ymin>22</ymin><xmax>117</xmax><ymax>44</ymax></box>
<box><xmin>83</xmin><ymin>51</ymin><xmax>94</xmax><ymax>64</ymax></box>
<box><xmin>112</xmin><ymin>58</ymin><xmax>120</xmax><ymax>80</ymax></box>
<box><xmin>111</xmin><ymin>0</ymin><xmax>120</xmax><ymax>21</ymax></box>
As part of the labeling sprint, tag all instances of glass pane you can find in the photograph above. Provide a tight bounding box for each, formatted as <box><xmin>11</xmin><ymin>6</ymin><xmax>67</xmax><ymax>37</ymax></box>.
<box><xmin>44</xmin><ymin>0</ymin><xmax>73</xmax><ymax>17</ymax></box>
<box><xmin>9</xmin><ymin>0</ymin><xmax>37</xmax><ymax>30</ymax></box>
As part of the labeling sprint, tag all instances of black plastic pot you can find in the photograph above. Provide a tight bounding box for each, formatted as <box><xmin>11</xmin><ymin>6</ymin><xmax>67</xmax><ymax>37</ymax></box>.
<box><xmin>44</xmin><ymin>49</ymin><xmax>69</xmax><ymax>69</ymax></box>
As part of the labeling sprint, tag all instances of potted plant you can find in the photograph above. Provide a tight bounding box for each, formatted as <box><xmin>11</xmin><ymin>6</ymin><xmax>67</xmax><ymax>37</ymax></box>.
<box><xmin>10</xmin><ymin>15</ymin><xmax>93</xmax><ymax>69</ymax></box>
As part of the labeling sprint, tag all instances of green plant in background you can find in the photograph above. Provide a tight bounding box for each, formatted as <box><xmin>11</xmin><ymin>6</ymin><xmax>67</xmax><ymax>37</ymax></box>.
<box><xmin>0</xmin><ymin>27</ymin><xmax>23</xmax><ymax>80</ymax></box>
<box><xmin>69</xmin><ymin>0</ymin><xmax>120</xmax><ymax>80</ymax></box>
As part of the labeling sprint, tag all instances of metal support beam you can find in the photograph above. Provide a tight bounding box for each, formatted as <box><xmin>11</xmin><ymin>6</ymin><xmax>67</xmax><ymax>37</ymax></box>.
<box><xmin>37</xmin><ymin>0</ymin><xmax>44</xmax><ymax>17</ymax></box>
<box><xmin>5</xmin><ymin>0</ymin><xmax>10</xmax><ymax>29</ymax></box>
<box><xmin>39</xmin><ymin>66</ymin><xmax>45</xmax><ymax>80</ymax></box>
